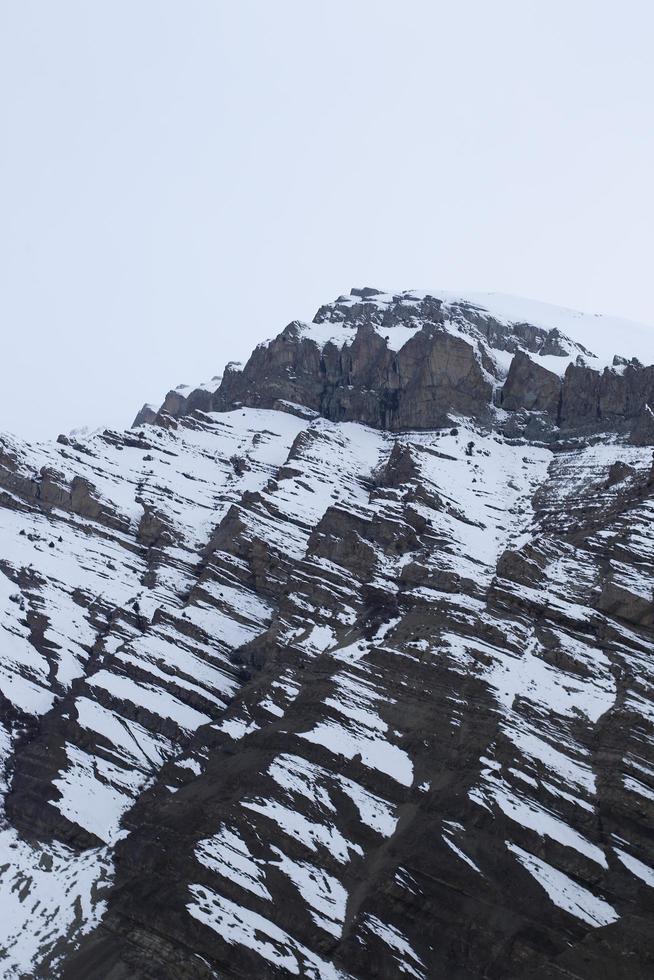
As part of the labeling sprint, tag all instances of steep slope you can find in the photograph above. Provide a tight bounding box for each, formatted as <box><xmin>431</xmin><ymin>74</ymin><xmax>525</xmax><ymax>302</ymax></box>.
<box><xmin>0</xmin><ymin>289</ymin><xmax>652</xmax><ymax>979</ymax></box>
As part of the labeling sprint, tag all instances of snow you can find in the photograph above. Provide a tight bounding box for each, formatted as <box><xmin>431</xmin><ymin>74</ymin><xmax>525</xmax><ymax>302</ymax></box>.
<box><xmin>442</xmin><ymin>835</ymin><xmax>482</xmax><ymax>875</ymax></box>
<box><xmin>337</xmin><ymin>775</ymin><xmax>397</xmax><ymax>837</ymax></box>
<box><xmin>264</xmin><ymin>753</ymin><xmax>397</xmax><ymax>838</ymax></box>
<box><xmin>299</xmin><ymin>720</ymin><xmax>413</xmax><ymax>787</ymax></box>
<box><xmin>242</xmin><ymin>798</ymin><xmax>362</xmax><ymax>864</ymax></box>
<box><xmin>101</xmin><ymin>724</ymin><xmax>164</xmax><ymax>787</ymax></box>
<box><xmin>364</xmin><ymin>914</ymin><xmax>427</xmax><ymax>979</ymax></box>
<box><xmin>505</xmin><ymin>724</ymin><xmax>596</xmax><ymax>794</ymax></box>
<box><xmin>614</xmin><ymin>847</ymin><xmax>654</xmax><ymax>888</ymax></box>
<box><xmin>438</xmin><ymin>290</ymin><xmax>654</xmax><ymax>367</ymax></box>
<box><xmin>195</xmin><ymin>826</ymin><xmax>271</xmax><ymax>901</ymax></box>
<box><xmin>52</xmin><ymin>743</ymin><xmax>135</xmax><ymax>844</ymax></box>
<box><xmin>87</xmin><ymin>670</ymin><xmax>211</xmax><ymax>731</ymax></box>
<box><xmin>507</xmin><ymin>843</ymin><xmax>619</xmax><ymax>927</ymax></box>
<box><xmin>177</xmin><ymin>756</ymin><xmax>203</xmax><ymax>775</ymax></box>
<box><xmin>188</xmin><ymin>885</ymin><xmax>346</xmax><ymax>978</ymax></box>
<box><xmin>475</xmin><ymin>777</ymin><xmax>607</xmax><ymax>868</ymax></box>
<box><xmin>327</xmin><ymin>288</ymin><xmax>654</xmax><ymax>367</ymax></box>
<box><xmin>0</xmin><ymin>832</ymin><xmax>112</xmax><ymax>977</ymax></box>
<box><xmin>289</xmin><ymin>320</ymin><xmax>422</xmax><ymax>354</ymax></box>
<box><xmin>0</xmin><ymin>661</ymin><xmax>54</xmax><ymax>716</ymax></box>
<box><xmin>267</xmin><ymin>755</ymin><xmax>336</xmax><ymax>812</ymax></box>
<box><xmin>270</xmin><ymin>848</ymin><xmax>347</xmax><ymax>938</ymax></box>
<box><xmin>463</xmin><ymin>633</ymin><xmax>616</xmax><ymax>724</ymax></box>
<box><xmin>260</xmin><ymin>698</ymin><xmax>285</xmax><ymax>717</ymax></box>
<box><xmin>214</xmin><ymin>716</ymin><xmax>259</xmax><ymax>739</ymax></box>
<box><xmin>623</xmin><ymin>773</ymin><xmax>654</xmax><ymax>802</ymax></box>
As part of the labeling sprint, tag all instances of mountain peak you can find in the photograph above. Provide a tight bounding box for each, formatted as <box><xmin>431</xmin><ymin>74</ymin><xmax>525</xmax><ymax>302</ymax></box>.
<box><xmin>136</xmin><ymin>287</ymin><xmax>654</xmax><ymax>448</ymax></box>
<box><xmin>1</xmin><ymin>288</ymin><xmax>652</xmax><ymax>979</ymax></box>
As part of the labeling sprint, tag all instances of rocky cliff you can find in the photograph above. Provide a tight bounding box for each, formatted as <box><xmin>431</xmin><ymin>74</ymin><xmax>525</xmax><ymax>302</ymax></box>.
<box><xmin>0</xmin><ymin>289</ymin><xmax>652</xmax><ymax>979</ymax></box>
<box><xmin>142</xmin><ymin>289</ymin><xmax>654</xmax><ymax>443</ymax></box>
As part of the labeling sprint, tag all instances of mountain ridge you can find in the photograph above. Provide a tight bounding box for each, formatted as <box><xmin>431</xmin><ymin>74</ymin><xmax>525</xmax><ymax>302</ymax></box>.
<box><xmin>135</xmin><ymin>287</ymin><xmax>654</xmax><ymax>446</ymax></box>
<box><xmin>0</xmin><ymin>287</ymin><xmax>652</xmax><ymax>979</ymax></box>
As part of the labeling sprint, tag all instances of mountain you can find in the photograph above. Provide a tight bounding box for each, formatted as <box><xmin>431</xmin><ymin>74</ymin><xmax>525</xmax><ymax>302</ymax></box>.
<box><xmin>0</xmin><ymin>288</ymin><xmax>652</xmax><ymax>979</ymax></box>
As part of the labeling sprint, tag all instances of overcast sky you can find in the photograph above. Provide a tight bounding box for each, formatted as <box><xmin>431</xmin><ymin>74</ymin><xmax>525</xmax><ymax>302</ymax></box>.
<box><xmin>1</xmin><ymin>1</ymin><xmax>653</xmax><ymax>439</ymax></box>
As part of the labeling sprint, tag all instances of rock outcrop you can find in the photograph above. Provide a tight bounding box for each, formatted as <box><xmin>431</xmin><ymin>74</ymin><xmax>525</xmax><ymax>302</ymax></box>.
<box><xmin>138</xmin><ymin>290</ymin><xmax>654</xmax><ymax>446</ymax></box>
<box><xmin>500</xmin><ymin>350</ymin><xmax>561</xmax><ymax>416</ymax></box>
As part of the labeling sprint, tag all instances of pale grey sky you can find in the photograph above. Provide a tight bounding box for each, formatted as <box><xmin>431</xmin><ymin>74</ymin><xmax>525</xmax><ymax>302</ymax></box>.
<box><xmin>1</xmin><ymin>0</ymin><xmax>653</xmax><ymax>438</ymax></box>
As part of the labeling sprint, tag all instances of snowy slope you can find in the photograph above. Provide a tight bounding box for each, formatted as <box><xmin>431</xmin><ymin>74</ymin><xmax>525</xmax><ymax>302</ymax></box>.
<box><xmin>307</xmin><ymin>288</ymin><xmax>654</xmax><ymax>368</ymax></box>
<box><xmin>436</xmin><ymin>289</ymin><xmax>654</xmax><ymax>366</ymax></box>
<box><xmin>0</xmin><ymin>289</ymin><xmax>653</xmax><ymax>979</ymax></box>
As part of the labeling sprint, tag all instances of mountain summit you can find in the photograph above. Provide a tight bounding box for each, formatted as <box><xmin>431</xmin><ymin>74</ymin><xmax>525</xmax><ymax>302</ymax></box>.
<box><xmin>138</xmin><ymin>288</ymin><xmax>654</xmax><ymax>444</ymax></box>
<box><xmin>0</xmin><ymin>289</ymin><xmax>653</xmax><ymax>978</ymax></box>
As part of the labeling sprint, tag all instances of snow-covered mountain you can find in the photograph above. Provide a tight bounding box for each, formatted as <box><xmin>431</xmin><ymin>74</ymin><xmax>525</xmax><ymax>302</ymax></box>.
<box><xmin>0</xmin><ymin>288</ymin><xmax>653</xmax><ymax>979</ymax></box>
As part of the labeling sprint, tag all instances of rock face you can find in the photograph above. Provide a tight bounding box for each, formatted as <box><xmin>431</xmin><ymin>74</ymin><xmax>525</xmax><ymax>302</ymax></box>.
<box><xmin>500</xmin><ymin>350</ymin><xmax>561</xmax><ymax>416</ymax></box>
<box><xmin>0</xmin><ymin>288</ymin><xmax>653</xmax><ymax>980</ymax></box>
<box><xmin>560</xmin><ymin>361</ymin><xmax>654</xmax><ymax>429</ymax></box>
<box><xmin>141</xmin><ymin>290</ymin><xmax>654</xmax><ymax>444</ymax></box>
<box><xmin>213</xmin><ymin>321</ymin><xmax>494</xmax><ymax>431</ymax></box>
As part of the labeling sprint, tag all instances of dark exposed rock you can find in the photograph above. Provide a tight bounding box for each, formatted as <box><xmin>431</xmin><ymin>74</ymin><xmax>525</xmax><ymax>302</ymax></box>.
<box><xmin>136</xmin><ymin>504</ymin><xmax>175</xmax><ymax>549</ymax></box>
<box><xmin>605</xmin><ymin>460</ymin><xmax>636</xmax><ymax>487</ymax></box>
<box><xmin>132</xmin><ymin>403</ymin><xmax>158</xmax><ymax>427</ymax></box>
<box><xmin>560</xmin><ymin>362</ymin><xmax>654</xmax><ymax>433</ymax></box>
<box><xmin>596</xmin><ymin>578</ymin><xmax>654</xmax><ymax>627</ymax></box>
<box><xmin>212</xmin><ymin>320</ymin><xmax>494</xmax><ymax>431</ymax></box>
<box><xmin>135</xmin><ymin>291</ymin><xmax>653</xmax><ymax>449</ymax></box>
<box><xmin>501</xmin><ymin>351</ymin><xmax>561</xmax><ymax>416</ymax></box>
<box><xmin>376</xmin><ymin>442</ymin><xmax>419</xmax><ymax>487</ymax></box>
<box><xmin>629</xmin><ymin>406</ymin><xmax>654</xmax><ymax>446</ymax></box>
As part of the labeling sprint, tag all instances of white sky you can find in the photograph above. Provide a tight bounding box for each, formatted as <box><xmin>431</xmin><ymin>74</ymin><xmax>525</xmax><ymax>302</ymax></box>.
<box><xmin>1</xmin><ymin>0</ymin><xmax>653</xmax><ymax>439</ymax></box>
